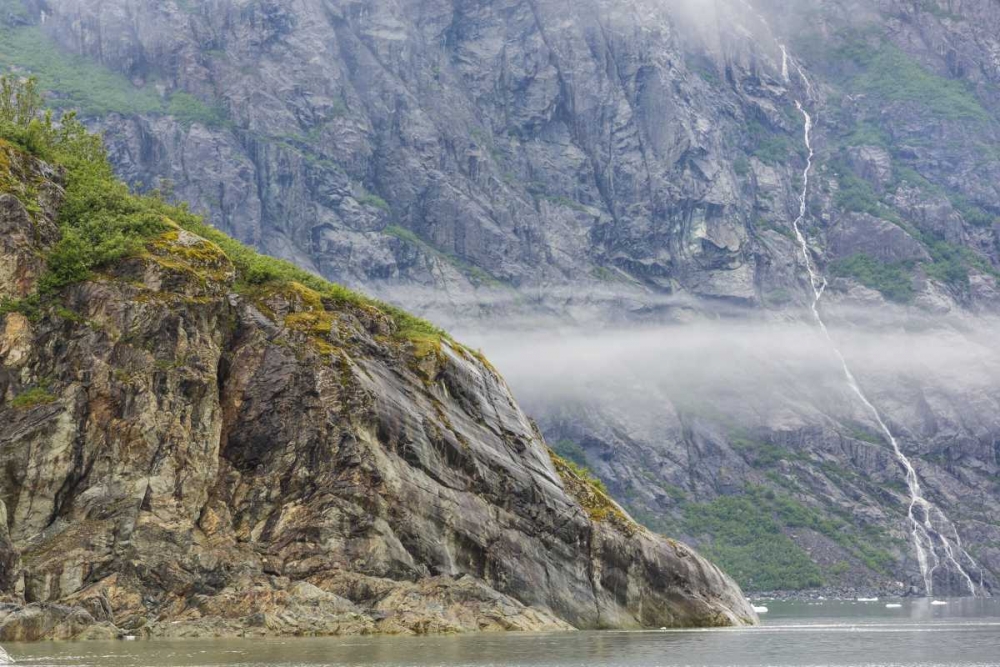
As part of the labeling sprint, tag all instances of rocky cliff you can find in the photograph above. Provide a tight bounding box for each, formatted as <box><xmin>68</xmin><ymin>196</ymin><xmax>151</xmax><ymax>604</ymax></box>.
<box><xmin>0</xmin><ymin>135</ymin><xmax>755</xmax><ymax>641</ymax></box>
<box><xmin>5</xmin><ymin>0</ymin><xmax>997</xmax><ymax>311</ymax></box>
<box><xmin>2</xmin><ymin>0</ymin><xmax>999</xmax><ymax>597</ymax></box>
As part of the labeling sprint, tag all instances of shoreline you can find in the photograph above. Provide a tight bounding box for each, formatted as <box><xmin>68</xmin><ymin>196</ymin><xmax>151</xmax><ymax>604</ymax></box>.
<box><xmin>746</xmin><ymin>589</ymin><xmax>984</xmax><ymax>603</ymax></box>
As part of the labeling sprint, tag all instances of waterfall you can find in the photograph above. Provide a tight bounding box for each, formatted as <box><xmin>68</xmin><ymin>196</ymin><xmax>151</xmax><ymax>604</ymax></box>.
<box><xmin>739</xmin><ymin>1</ymin><xmax>981</xmax><ymax>597</ymax></box>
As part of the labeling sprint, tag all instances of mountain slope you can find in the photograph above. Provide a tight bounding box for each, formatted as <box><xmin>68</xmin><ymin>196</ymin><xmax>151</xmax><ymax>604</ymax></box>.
<box><xmin>0</xmin><ymin>113</ymin><xmax>755</xmax><ymax>640</ymax></box>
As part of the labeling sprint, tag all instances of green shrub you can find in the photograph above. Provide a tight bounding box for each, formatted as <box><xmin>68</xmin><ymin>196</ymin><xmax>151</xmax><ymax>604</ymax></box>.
<box><xmin>837</xmin><ymin>37</ymin><xmax>988</xmax><ymax>122</ymax></box>
<box><xmin>730</xmin><ymin>435</ymin><xmax>800</xmax><ymax>468</ymax></box>
<box><xmin>951</xmin><ymin>195</ymin><xmax>998</xmax><ymax>228</ymax></box>
<box><xmin>831</xmin><ymin>254</ymin><xmax>915</xmax><ymax>303</ymax></box>
<box><xmin>0</xmin><ymin>0</ymin><xmax>30</xmax><ymax>23</ymax></box>
<box><xmin>681</xmin><ymin>492</ymin><xmax>824</xmax><ymax>590</ymax></box>
<box><xmin>922</xmin><ymin>240</ymin><xmax>970</xmax><ymax>290</ymax></box>
<box><xmin>830</xmin><ymin>561</ymin><xmax>851</xmax><ymax>576</ymax></box>
<box><xmin>680</xmin><ymin>486</ymin><xmax>897</xmax><ymax>590</ymax></box>
<box><xmin>832</xmin><ymin>161</ymin><xmax>882</xmax><ymax>216</ymax></box>
<box><xmin>0</xmin><ymin>74</ymin><xmax>41</xmax><ymax>126</ymax></box>
<box><xmin>849</xmin><ymin>427</ymin><xmax>884</xmax><ymax>445</ymax></box>
<box><xmin>559</xmin><ymin>456</ymin><xmax>608</xmax><ymax>495</ymax></box>
<box><xmin>0</xmin><ymin>295</ymin><xmax>41</xmax><ymax>320</ymax></box>
<box><xmin>167</xmin><ymin>92</ymin><xmax>228</xmax><ymax>128</ymax></box>
<box><xmin>552</xmin><ymin>438</ymin><xmax>589</xmax><ymax>468</ymax></box>
<box><xmin>357</xmin><ymin>189</ymin><xmax>389</xmax><ymax>211</ymax></box>
<box><xmin>841</xmin><ymin>121</ymin><xmax>890</xmax><ymax>148</ymax></box>
<box><xmin>746</xmin><ymin>118</ymin><xmax>800</xmax><ymax>166</ymax></box>
<box><xmin>10</xmin><ymin>385</ymin><xmax>56</xmax><ymax>409</ymax></box>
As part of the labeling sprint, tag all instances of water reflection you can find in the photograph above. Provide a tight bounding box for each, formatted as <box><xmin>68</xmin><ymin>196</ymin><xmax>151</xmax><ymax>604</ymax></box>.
<box><xmin>6</xmin><ymin>598</ymin><xmax>999</xmax><ymax>667</ymax></box>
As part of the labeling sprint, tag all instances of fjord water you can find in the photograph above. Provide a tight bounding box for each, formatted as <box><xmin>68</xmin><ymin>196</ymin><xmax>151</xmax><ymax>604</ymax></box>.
<box><xmin>6</xmin><ymin>598</ymin><xmax>999</xmax><ymax>667</ymax></box>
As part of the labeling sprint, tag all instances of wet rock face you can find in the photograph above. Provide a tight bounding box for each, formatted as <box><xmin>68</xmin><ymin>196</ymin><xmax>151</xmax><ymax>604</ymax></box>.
<box><xmin>0</xmin><ymin>148</ymin><xmax>756</xmax><ymax>639</ymax></box>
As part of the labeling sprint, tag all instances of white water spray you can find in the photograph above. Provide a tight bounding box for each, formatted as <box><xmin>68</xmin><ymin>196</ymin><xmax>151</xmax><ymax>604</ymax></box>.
<box><xmin>741</xmin><ymin>2</ymin><xmax>981</xmax><ymax>597</ymax></box>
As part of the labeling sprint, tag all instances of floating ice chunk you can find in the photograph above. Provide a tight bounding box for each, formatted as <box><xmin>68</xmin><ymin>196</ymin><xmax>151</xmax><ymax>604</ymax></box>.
<box><xmin>857</xmin><ymin>597</ymin><xmax>878</xmax><ymax>602</ymax></box>
<box><xmin>885</xmin><ymin>603</ymin><xmax>902</xmax><ymax>609</ymax></box>
<box><xmin>931</xmin><ymin>600</ymin><xmax>948</xmax><ymax>606</ymax></box>
<box><xmin>0</xmin><ymin>645</ymin><xmax>11</xmax><ymax>664</ymax></box>
<box><xmin>752</xmin><ymin>605</ymin><xmax>769</xmax><ymax>613</ymax></box>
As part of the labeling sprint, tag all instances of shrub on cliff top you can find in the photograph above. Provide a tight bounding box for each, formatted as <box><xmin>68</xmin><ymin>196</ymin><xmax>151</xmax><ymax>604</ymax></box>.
<box><xmin>0</xmin><ymin>76</ymin><xmax>442</xmax><ymax>342</ymax></box>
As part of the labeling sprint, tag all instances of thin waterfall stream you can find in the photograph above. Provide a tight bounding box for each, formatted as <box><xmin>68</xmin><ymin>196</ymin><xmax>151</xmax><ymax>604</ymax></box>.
<box><xmin>738</xmin><ymin>1</ymin><xmax>981</xmax><ymax>597</ymax></box>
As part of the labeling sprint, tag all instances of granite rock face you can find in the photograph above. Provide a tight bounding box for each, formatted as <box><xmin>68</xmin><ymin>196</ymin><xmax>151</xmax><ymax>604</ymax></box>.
<box><xmin>0</xmin><ymin>145</ymin><xmax>756</xmax><ymax>640</ymax></box>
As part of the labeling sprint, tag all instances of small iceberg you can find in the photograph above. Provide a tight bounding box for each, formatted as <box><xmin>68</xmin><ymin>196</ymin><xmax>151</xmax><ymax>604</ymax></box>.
<box><xmin>752</xmin><ymin>605</ymin><xmax>769</xmax><ymax>613</ymax></box>
<box><xmin>931</xmin><ymin>600</ymin><xmax>948</xmax><ymax>606</ymax></box>
<box><xmin>857</xmin><ymin>597</ymin><xmax>878</xmax><ymax>602</ymax></box>
<box><xmin>0</xmin><ymin>645</ymin><xmax>11</xmax><ymax>664</ymax></box>
<box><xmin>885</xmin><ymin>603</ymin><xmax>903</xmax><ymax>609</ymax></box>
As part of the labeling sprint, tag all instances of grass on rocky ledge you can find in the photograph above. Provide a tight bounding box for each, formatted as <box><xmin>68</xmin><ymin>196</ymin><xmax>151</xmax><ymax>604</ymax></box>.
<box><xmin>10</xmin><ymin>385</ymin><xmax>56</xmax><ymax>409</ymax></box>
<box><xmin>548</xmin><ymin>449</ymin><xmax>637</xmax><ymax>533</ymax></box>
<box><xmin>0</xmin><ymin>76</ymin><xmax>443</xmax><ymax>344</ymax></box>
<box><xmin>830</xmin><ymin>254</ymin><xmax>916</xmax><ymax>303</ymax></box>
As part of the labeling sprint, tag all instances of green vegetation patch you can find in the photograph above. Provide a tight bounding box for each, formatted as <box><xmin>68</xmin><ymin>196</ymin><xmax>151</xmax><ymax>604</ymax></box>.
<box><xmin>746</xmin><ymin>118</ymin><xmax>801</xmax><ymax>166</ymax></box>
<box><xmin>826</xmin><ymin>153</ymin><xmax>997</xmax><ymax>294</ymax></box>
<box><xmin>680</xmin><ymin>491</ymin><xmax>824</xmax><ymax>591</ymax></box>
<box><xmin>385</xmin><ymin>225</ymin><xmax>503</xmax><ymax>288</ymax></box>
<box><xmin>828</xmin><ymin>158</ymin><xmax>904</xmax><ymax>222</ymax></box>
<box><xmin>0</xmin><ymin>0</ymin><xmax>30</xmax><ymax>23</ymax></box>
<box><xmin>679</xmin><ymin>486</ymin><xmax>896</xmax><ymax>591</ymax></box>
<box><xmin>730</xmin><ymin>434</ymin><xmax>804</xmax><ymax>468</ymax></box>
<box><xmin>0</xmin><ymin>26</ymin><xmax>227</xmax><ymax>126</ymax></box>
<box><xmin>548</xmin><ymin>449</ymin><xmax>633</xmax><ymax>531</ymax></box>
<box><xmin>357</xmin><ymin>187</ymin><xmax>390</xmax><ymax>211</ymax></box>
<box><xmin>830</xmin><ymin>254</ymin><xmax>915</xmax><ymax>303</ymax></box>
<box><xmin>10</xmin><ymin>385</ymin><xmax>56</xmax><ymax>409</ymax></box>
<box><xmin>893</xmin><ymin>219</ymin><xmax>999</xmax><ymax>291</ymax></box>
<box><xmin>551</xmin><ymin>438</ymin><xmax>589</xmax><ymax>468</ymax></box>
<box><xmin>835</xmin><ymin>36</ymin><xmax>988</xmax><ymax>122</ymax></box>
<box><xmin>166</xmin><ymin>92</ymin><xmax>229</xmax><ymax>129</ymax></box>
<box><xmin>951</xmin><ymin>194</ymin><xmax>999</xmax><ymax>229</ymax></box>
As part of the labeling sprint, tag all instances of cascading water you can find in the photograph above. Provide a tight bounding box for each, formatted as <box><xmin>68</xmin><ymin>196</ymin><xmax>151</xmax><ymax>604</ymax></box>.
<box><xmin>738</xmin><ymin>1</ymin><xmax>982</xmax><ymax>597</ymax></box>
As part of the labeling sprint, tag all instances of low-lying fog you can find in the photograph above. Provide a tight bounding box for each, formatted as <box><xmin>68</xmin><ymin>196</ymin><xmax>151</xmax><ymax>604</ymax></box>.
<box><xmin>453</xmin><ymin>310</ymin><xmax>1000</xmax><ymax>438</ymax></box>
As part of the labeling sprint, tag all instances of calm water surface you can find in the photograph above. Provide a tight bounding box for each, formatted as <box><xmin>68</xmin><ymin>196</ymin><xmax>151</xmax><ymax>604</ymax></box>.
<box><xmin>5</xmin><ymin>598</ymin><xmax>999</xmax><ymax>666</ymax></box>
